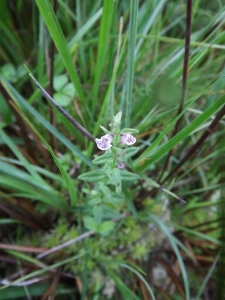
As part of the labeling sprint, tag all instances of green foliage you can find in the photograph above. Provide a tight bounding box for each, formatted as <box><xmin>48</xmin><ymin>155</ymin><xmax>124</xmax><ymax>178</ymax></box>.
<box><xmin>0</xmin><ymin>0</ymin><xmax>224</xmax><ymax>299</ymax></box>
<box><xmin>53</xmin><ymin>74</ymin><xmax>76</xmax><ymax>107</ymax></box>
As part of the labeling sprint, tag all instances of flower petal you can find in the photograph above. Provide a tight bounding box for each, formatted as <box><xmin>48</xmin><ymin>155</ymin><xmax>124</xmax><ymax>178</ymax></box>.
<box><xmin>95</xmin><ymin>135</ymin><xmax>112</xmax><ymax>150</ymax></box>
<box><xmin>104</xmin><ymin>134</ymin><xmax>113</xmax><ymax>143</ymax></box>
<box><xmin>120</xmin><ymin>134</ymin><xmax>136</xmax><ymax>145</ymax></box>
<box><xmin>117</xmin><ymin>161</ymin><xmax>125</xmax><ymax>169</ymax></box>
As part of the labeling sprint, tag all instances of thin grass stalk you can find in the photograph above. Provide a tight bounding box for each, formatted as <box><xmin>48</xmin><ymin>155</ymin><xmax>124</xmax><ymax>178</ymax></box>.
<box><xmin>45</xmin><ymin>0</ymin><xmax>57</xmax><ymax>154</ymax></box>
<box><xmin>158</xmin><ymin>0</ymin><xmax>192</xmax><ymax>183</ymax></box>
<box><xmin>125</xmin><ymin>0</ymin><xmax>139</xmax><ymax>128</ymax></box>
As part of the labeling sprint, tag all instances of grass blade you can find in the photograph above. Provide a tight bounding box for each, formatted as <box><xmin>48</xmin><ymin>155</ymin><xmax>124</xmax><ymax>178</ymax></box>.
<box><xmin>150</xmin><ymin>213</ymin><xmax>190</xmax><ymax>300</ymax></box>
<box><xmin>92</xmin><ymin>0</ymin><xmax>114</xmax><ymax>111</ymax></box>
<box><xmin>35</xmin><ymin>0</ymin><xmax>85</xmax><ymax>104</ymax></box>
<box><xmin>135</xmin><ymin>94</ymin><xmax>225</xmax><ymax>172</ymax></box>
<box><xmin>125</xmin><ymin>0</ymin><xmax>139</xmax><ymax>127</ymax></box>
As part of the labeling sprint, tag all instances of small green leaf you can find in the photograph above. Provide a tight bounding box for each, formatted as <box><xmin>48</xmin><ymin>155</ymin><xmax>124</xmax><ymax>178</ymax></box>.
<box><xmin>53</xmin><ymin>74</ymin><xmax>68</xmax><ymax>91</ymax></box>
<box><xmin>120</xmin><ymin>170</ymin><xmax>139</xmax><ymax>181</ymax></box>
<box><xmin>104</xmin><ymin>194</ymin><xmax>123</xmax><ymax>204</ymax></box>
<box><xmin>120</xmin><ymin>128</ymin><xmax>139</xmax><ymax>134</ymax></box>
<box><xmin>84</xmin><ymin>217</ymin><xmax>98</xmax><ymax>231</ymax></box>
<box><xmin>92</xmin><ymin>151</ymin><xmax>113</xmax><ymax>164</ymax></box>
<box><xmin>16</xmin><ymin>65</ymin><xmax>27</xmax><ymax>79</ymax></box>
<box><xmin>1</xmin><ymin>64</ymin><xmax>16</xmax><ymax>82</ymax></box>
<box><xmin>78</xmin><ymin>170</ymin><xmax>106</xmax><ymax>182</ymax></box>
<box><xmin>100</xmin><ymin>125</ymin><xmax>112</xmax><ymax>134</ymax></box>
<box><xmin>106</xmin><ymin>168</ymin><xmax>121</xmax><ymax>193</ymax></box>
<box><xmin>88</xmin><ymin>195</ymin><xmax>102</xmax><ymax>206</ymax></box>
<box><xmin>53</xmin><ymin>92</ymin><xmax>71</xmax><ymax>107</ymax></box>
<box><xmin>99</xmin><ymin>221</ymin><xmax>115</xmax><ymax>236</ymax></box>
<box><xmin>62</xmin><ymin>82</ymin><xmax>76</xmax><ymax>96</ymax></box>
<box><xmin>93</xmin><ymin>205</ymin><xmax>103</xmax><ymax>223</ymax></box>
<box><xmin>119</xmin><ymin>147</ymin><xmax>139</xmax><ymax>161</ymax></box>
<box><xmin>113</xmin><ymin>111</ymin><xmax>122</xmax><ymax>123</ymax></box>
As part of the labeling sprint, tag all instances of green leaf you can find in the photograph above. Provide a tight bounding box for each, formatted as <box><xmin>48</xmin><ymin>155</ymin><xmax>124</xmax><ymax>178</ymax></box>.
<box><xmin>84</xmin><ymin>217</ymin><xmax>98</xmax><ymax>231</ymax></box>
<box><xmin>150</xmin><ymin>214</ymin><xmax>190</xmax><ymax>299</ymax></box>
<box><xmin>0</xmin><ymin>63</ymin><xmax>16</xmax><ymax>82</ymax></box>
<box><xmin>53</xmin><ymin>74</ymin><xmax>68</xmax><ymax>91</ymax></box>
<box><xmin>120</xmin><ymin>263</ymin><xmax>156</xmax><ymax>300</ymax></box>
<box><xmin>120</xmin><ymin>128</ymin><xmax>139</xmax><ymax>134</ymax></box>
<box><xmin>93</xmin><ymin>205</ymin><xmax>103</xmax><ymax>224</ymax></box>
<box><xmin>62</xmin><ymin>82</ymin><xmax>76</xmax><ymax>96</ymax></box>
<box><xmin>0</xmin><ymin>78</ymin><xmax>93</xmax><ymax>168</ymax></box>
<box><xmin>78</xmin><ymin>170</ymin><xmax>106</xmax><ymax>182</ymax></box>
<box><xmin>106</xmin><ymin>168</ymin><xmax>121</xmax><ymax>193</ymax></box>
<box><xmin>120</xmin><ymin>170</ymin><xmax>139</xmax><ymax>181</ymax></box>
<box><xmin>8</xmin><ymin>111</ymin><xmax>75</xmax><ymax>208</ymax></box>
<box><xmin>92</xmin><ymin>0</ymin><xmax>114</xmax><ymax>111</ymax></box>
<box><xmin>88</xmin><ymin>195</ymin><xmax>102</xmax><ymax>206</ymax></box>
<box><xmin>54</xmin><ymin>92</ymin><xmax>71</xmax><ymax>107</ymax></box>
<box><xmin>0</xmin><ymin>128</ymin><xmax>45</xmax><ymax>184</ymax></box>
<box><xmin>35</xmin><ymin>0</ymin><xmax>85</xmax><ymax>103</ymax></box>
<box><xmin>99</xmin><ymin>221</ymin><xmax>115</xmax><ymax>236</ymax></box>
<box><xmin>114</xmin><ymin>111</ymin><xmax>122</xmax><ymax>123</ymax></box>
<box><xmin>107</xmin><ymin>270</ymin><xmax>141</xmax><ymax>300</ymax></box>
<box><xmin>119</xmin><ymin>147</ymin><xmax>139</xmax><ymax>161</ymax></box>
<box><xmin>92</xmin><ymin>152</ymin><xmax>113</xmax><ymax>165</ymax></box>
<box><xmin>88</xmin><ymin>33</ymin><xmax>128</xmax><ymax>156</ymax></box>
<box><xmin>5</xmin><ymin>250</ymin><xmax>46</xmax><ymax>268</ymax></box>
<box><xmin>125</xmin><ymin>0</ymin><xmax>139</xmax><ymax>127</ymax></box>
<box><xmin>0</xmin><ymin>92</ymin><xmax>12</xmax><ymax>124</ymax></box>
<box><xmin>135</xmin><ymin>94</ymin><xmax>225</xmax><ymax>171</ymax></box>
<box><xmin>100</xmin><ymin>125</ymin><xmax>112</xmax><ymax>134</ymax></box>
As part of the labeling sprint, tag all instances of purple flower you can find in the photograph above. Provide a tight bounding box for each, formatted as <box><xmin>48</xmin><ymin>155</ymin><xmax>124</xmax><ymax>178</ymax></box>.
<box><xmin>120</xmin><ymin>134</ymin><xmax>136</xmax><ymax>145</ymax></box>
<box><xmin>117</xmin><ymin>161</ymin><xmax>125</xmax><ymax>169</ymax></box>
<box><xmin>95</xmin><ymin>134</ymin><xmax>113</xmax><ymax>150</ymax></box>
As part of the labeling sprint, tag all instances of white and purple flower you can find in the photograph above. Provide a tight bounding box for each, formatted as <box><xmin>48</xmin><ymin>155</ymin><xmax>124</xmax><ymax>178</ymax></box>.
<box><xmin>95</xmin><ymin>134</ymin><xmax>113</xmax><ymax>151</ymax></box>
<box><xmin>96</xmin><ymin>133</ymin><xmax>136</xmax><ymax>150</ymax></box>
<box><xmin>120</xmin><ymin>134</ymin><xmax>136</xmax><ymax>145</ymax></box>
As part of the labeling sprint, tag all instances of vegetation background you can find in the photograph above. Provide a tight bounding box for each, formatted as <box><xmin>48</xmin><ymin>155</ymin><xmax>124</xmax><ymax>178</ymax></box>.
<box><xmin>0</xmin><ymin>0</ymin><xmax>225</xmax><ymax>299</ymax></box>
